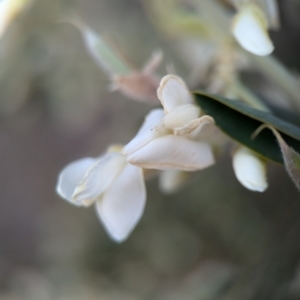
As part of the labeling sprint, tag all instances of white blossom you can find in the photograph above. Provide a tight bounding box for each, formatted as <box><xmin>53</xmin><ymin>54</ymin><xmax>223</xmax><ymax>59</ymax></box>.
<box><xmin>232</xmin><ymin>3</ymin><xmax>274</xmax><ymax>56</ymax></box>
<box><xmin>123</xmin><ymin>75</ymin><xmax>215</xmax><ymax>172</ymax></box>
<box><xmin>56</xmin><ymin>146</ymin><xmax>146</xmax><ymax>242</ymax></box>
<box><xmin>233</xmin><ymin>146</ymin><xmax>268</xmax><ymax>192</ymax></box>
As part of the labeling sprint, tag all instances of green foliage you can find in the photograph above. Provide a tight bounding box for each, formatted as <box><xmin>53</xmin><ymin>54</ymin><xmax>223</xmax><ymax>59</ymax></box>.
<box><xmin>194</xmin><ymin>91</ymin><xmax>300</xmax><ymax>164</ymax></box>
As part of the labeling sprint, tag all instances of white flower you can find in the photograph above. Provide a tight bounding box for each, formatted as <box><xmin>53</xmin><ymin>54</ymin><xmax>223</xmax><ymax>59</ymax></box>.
<box><xmin>56</xmin><ymin>146</ymin><xmax>146</xmax><ymax>242</ymax></box>
<box><xmin>232</xmin><ymin>146</ymin><xmax>268</xmax><ymax>192</ymax></box>
<box><xmin>122</xmin><ymin>75</ymin><xmax>215</xmax><ymax>171</ymax></box>
<box><xmin>232</xmin><ymin>3</ymin><xmax>274</xmax><ymax>56</ymax></box>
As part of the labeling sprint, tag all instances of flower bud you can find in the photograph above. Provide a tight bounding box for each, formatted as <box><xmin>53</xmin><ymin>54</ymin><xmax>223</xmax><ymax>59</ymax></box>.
<box><xmin>233</xmin><ymin>146</ymin><xmax>268</xmax><ymax>192</ymax></box>
<box><xmin>232</xmin><ymin>3</ymin><xmax>274</xmax><ymax>56</ymax></box>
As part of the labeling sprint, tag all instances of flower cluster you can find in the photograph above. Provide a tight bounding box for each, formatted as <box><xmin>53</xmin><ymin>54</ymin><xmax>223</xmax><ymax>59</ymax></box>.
<box><xmin>55</xmin><ymin>0</ymin><xmax>282</xmax><ymax>242</ymax></box>
<box><xmin>56</xmin><ymin>75</ymin><xmax>268</xmax><ymax>242</ymax></box>
<box><xmin>123</xmin><ymin>75</ymin><xmax>215</xmax><ymax>171</ymax></box>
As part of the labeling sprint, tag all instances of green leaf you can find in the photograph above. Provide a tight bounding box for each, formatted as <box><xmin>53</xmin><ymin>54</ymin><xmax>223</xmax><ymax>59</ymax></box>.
<box><xmin>83</xmin><ymin>28</ymin><xmax>131</xmax><ymax>76</ymax></box>
<box><xmin>71</xmin><ymin>21</ymin><xmax>132</xmax><ymax>77</ymax></box>
<box><xmin>194</xmin><ymin>91</ymin><xmax>300</xmax><ymax>164</ymax></box>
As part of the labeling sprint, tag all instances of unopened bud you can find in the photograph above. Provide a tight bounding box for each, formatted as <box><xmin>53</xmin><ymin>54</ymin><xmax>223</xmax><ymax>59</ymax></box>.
<box><xmin>232</xmin><ymin>3</ymin><xmax>274</xmax><ymax>56</ymax></box>
<box><xmin>233</xmin><ymin>146</ymin><xmax>268</xmax><ymax>192</ymax></box>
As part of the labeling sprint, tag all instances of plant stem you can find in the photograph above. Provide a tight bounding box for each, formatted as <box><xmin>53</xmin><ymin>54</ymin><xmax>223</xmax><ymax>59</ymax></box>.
<box><xmin>248</xmin><ymin>54</ymin><xmax>300</xmax><ymax>111</ymax></box>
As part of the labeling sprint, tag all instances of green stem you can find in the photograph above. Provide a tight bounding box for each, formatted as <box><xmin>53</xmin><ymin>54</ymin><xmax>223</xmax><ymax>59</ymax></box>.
<box><xmin>248</xmin><ymin>54</ymin><xmax>300</xmax><ymax>111</ymax></box>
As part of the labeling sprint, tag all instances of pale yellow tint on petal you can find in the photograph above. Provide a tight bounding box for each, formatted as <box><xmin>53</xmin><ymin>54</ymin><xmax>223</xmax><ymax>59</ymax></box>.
<box><xmin>157</xmin><ymin>75</ymin><xmax>194</xmax><ymax>113</ymax></box>
<box><xmin>163</xmin><ymin>104</ymin><xmax>200</xmax><ymax>130</ymax></box>
<box><xmin>174</xmin><ymin>115</ymin><xmax>215</xmax><ymax>136</ymax></box>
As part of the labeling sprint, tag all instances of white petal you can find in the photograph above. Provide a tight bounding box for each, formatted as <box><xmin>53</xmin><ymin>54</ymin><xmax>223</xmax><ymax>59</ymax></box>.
<box><xmin>56</xmin><ymin>157</ymin><xmax>96</xmax><ymax>204</ymax></box>
<box><xmin>174</xmin><ymin>115</ymin><xmax>215</xmax><ymax>137</ymax></box>
<box><xmin>157</xmin><ymin>75</ymin><xmax>194</xmax><ymax>113</ymax></box>
<box><xmin>122</xmin><ymin>108</ymin><xmax>166</xmax><ymax>156</ymax></box>
<box><xmin>162</xmin><ymin>104</ymin><xmax>200</xmax><ymax>130</ymax></box>
<box><xmin>73</xmin><ymin>153</ymin><xmax>126</xmax><ymax>206</ymax></box>
<box><xmin>96</xmin><ymin>164</ymin><xmax>146</xmax><ymax>242</ymax></box>
<box><xmin>127</xmin><ymin>135</ymin><xmax>215</xmax><ymax>171</ymax></box>
<box><xmin>159</xmin><ymin>169</ymin><xmax>190</xmax><ymax>194</ymax></box>
<box><xmin>232</xmin><ymin>3</ymin><xmax>274</xmax><ymax>56</ymax></box>
<box><xmin>233</xmin><ymin>146</ymin><xmax>268</xmax><ymax>192</ymax></box>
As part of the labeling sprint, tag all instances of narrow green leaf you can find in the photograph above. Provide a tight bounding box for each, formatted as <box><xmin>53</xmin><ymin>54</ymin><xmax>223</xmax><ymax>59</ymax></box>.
<box><xmin>68</xmin><ymin>20</ymin><xmax>132</xmax><ymax>77</ymax></box>
<box><xmin>82</xmin><ymin>28</ymin><xmax>131</xmax><ymax>76</ymax></box>
<box><xmin>194</xmin><ymin>91</ymin><xmax>300</xmax><ymax>164</ymax></box>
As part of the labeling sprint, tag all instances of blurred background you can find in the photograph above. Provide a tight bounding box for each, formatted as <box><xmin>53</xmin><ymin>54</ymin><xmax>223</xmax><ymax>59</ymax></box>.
<box><xmin>1</xmin><ymin>0</ymin><xmax>300</xmax><ymax>299</ymax></box>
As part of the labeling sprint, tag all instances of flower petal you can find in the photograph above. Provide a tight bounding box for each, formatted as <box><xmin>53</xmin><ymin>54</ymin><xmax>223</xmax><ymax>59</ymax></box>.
<box><xmin>122</xmin><ymin>108</ymin><xmax>166</xmax><ymax>156</ymax></box>
<box><xmin>157</xmin><ymin>75</ymin><xmax>194</xmax><ymax>113</ymax></box>
<box><xmin>162</xmin><ymin>104</ymin><xmax>200</xmax><ymax>130</ymax></box>
<box><xmin>96</xmin><ymin>164</ymin><xmax>146</xmax><ymax>242</ymax></box>
<box><xmin>56</xmin><ymin>157</ymin><xmax>96</xmax><ymax>204</ymax></box>
<box><xmin>232</xmin><ymin>146</ymin><xmax>268</xmax><ymax>192</ymax></box>
<box><xmin>127</xmin><ymin>135</ymin><xmax>215</xmax><ymax>171</ymax></box>
<box><xmin>73</xmin><ymin>153</ymin><xmax>126</xmax><ymax>206</ymax></box>
<box><xmin>174</xmin><ymin>115</ymin><xmax>215</xmax><ymax>137</ymax></box>
<box><xmin>232</xmin><ymin>3</ymin><xmax>274</xmax><ymax>56</ymax></box>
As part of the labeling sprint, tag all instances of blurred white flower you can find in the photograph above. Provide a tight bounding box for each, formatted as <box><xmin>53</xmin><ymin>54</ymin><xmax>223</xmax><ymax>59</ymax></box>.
<box><xmin>123</xmin><ymin>75</ymin><xmax>215</xmax><ymax>171</ymax></box>
<box><xmin>159</xmin><ymin>169</ymin><xmax>191</xmax><ymax>194</ymax></box>
<box><xmin>233</xmin><ymin>146</ymin><xmax>268</xmax><ymax>192</ymax></box>
<box><xmin>56</xmin><ymin>146</ymin><xmax>146</xmax><ymax>242</ymax></box>
<box><xmin>232</xmin><ymin>3</ymin><xmax>274</xmax><ymax>56</ymax></box>
<box><xmin>0</xmin><ymin>0</ymin><xmax>31</xmax><ymax>37</ymax></box>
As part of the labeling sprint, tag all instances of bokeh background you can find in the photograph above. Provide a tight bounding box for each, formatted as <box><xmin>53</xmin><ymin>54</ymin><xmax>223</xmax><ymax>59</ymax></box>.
<box><xmin>1</xmin><ymin>0</ymin><xmax>300</xmax><ymax>299</ymax></box>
